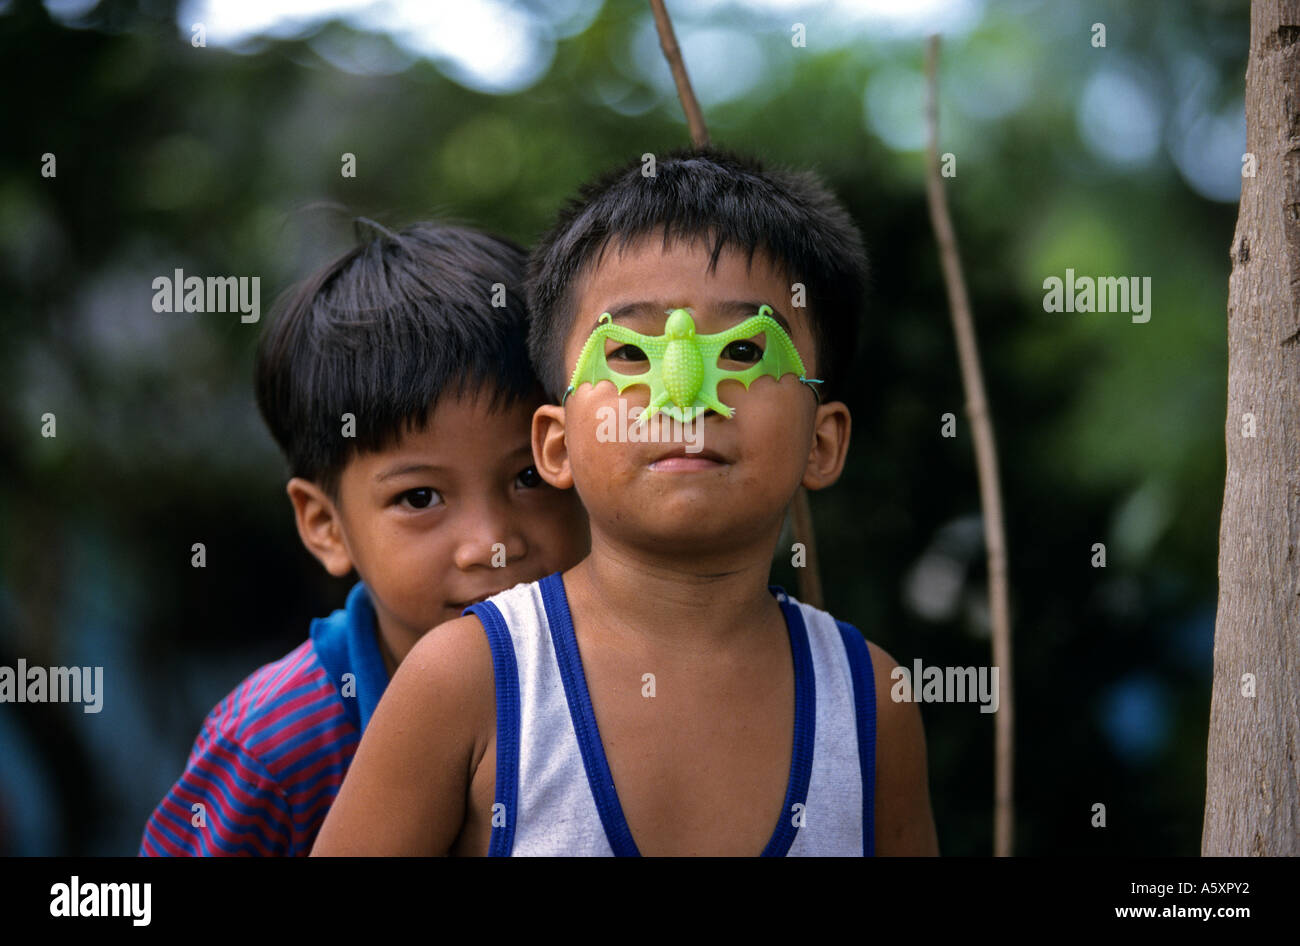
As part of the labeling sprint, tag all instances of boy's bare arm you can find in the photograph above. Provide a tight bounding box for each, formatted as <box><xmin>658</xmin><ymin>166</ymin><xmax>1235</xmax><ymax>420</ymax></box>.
<box><xmin>311</xmin><ymin>615</ymin><xmax>494</xmax><ymax>856</ymax></box>
<box><xmin>869</xmin><ymin>641</ymin><xmax>941</xmax><ymax>856</ymax></box>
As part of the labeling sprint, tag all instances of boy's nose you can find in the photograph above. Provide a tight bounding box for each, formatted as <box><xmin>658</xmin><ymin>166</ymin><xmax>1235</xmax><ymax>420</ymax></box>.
<box><xmin>452</xmin><ymin>505</ymin><xmax>527</xmax><ymax>570</ymax></box>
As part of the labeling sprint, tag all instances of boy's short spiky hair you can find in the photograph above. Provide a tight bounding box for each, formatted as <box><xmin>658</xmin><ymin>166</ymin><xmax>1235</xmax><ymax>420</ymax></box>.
<box><xmin>525</xmin><ymin>147</ymin><xmax>868</xmax><ymax>402</ymax></box>
<box><xmin>256</xmin><ymin>222</ymin><xmax>539</xmax><ymax>496</ymax></box>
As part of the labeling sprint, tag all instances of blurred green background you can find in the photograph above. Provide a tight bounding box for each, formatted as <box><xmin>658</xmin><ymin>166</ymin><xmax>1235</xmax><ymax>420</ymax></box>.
<box><xmin>0</xmin><ymin>0</ymin><xmax>1245</xmax><ymax>854</ymax></box>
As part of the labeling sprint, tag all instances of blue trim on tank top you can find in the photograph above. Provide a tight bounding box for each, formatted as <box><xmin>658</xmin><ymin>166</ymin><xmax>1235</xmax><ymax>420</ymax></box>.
<box><xmin>835</xmin><ymin>620</ymin><xmax>876</xmax><ymax>856</ymax></box>
<box><xmin>466</xmin><ymin>600</ymin><xmax>521</xmax><ymax>857</ymax></box>
<box><xmin>762</xmin><ymin>586</ymin><xmax>816</xmax><ymax>857</ymax></box>
<box><xmin>539</xmin><ymin>573</ymin><xmax>816</xmax><ymax>857</ymax></box>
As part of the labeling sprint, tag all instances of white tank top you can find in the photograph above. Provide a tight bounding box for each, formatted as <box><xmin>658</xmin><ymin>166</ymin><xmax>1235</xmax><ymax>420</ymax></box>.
<box><xmin>467</xmin><ymin>572</ymin><xmax>877</xmax><ymax>856</ymax></box>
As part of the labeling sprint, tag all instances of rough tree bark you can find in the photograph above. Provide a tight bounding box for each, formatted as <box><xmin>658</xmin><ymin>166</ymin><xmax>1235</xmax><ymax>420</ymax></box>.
<box><xmin>1203</xmin><ymin>0</ymin><xmax>1300</xmax><ymax>856</ymax></box>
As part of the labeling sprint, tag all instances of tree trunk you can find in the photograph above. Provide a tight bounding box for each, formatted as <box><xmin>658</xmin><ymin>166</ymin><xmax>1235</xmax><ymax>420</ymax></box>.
<box><xmin>1204</xmin><ymin>0</ymin><xmax>1300</xmax><ymax>856</ymax></box>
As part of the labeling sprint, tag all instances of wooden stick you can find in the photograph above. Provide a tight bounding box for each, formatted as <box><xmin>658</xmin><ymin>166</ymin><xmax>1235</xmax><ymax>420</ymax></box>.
<box><xmin>923</xmin><ymin>34</ymin><xmax>1015</xmax><ymax>857</ymax></box>
<box><xmin>648</xmin><ymin>0</ymin><xmax>711</xmax><ymax>148</ymax></box>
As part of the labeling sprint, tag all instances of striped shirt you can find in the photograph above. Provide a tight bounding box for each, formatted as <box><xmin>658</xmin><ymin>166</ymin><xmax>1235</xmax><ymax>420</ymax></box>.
<box><xmin>139</xmin><ymin>582</ymin><xmax>388</xmax><ymax>856</ymax></box>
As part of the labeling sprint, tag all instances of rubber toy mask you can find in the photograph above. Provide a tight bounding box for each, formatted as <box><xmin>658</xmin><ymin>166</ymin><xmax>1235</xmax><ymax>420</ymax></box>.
<box><xmin>563</xmin><ymin>304</ymin><xmax>822</xmax><ymax>424</ymax></box>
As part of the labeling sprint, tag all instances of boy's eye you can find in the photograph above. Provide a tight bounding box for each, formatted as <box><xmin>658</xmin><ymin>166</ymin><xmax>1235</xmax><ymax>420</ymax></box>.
<box><xmin>608</xmin><ymin>344</ymin><xmax>648</xmax><ymax>363</ymax></box>
<box><xmin>515</xmin><ymin>465</ymin><xmax>542</xmax><ymax>489</ymax></box>
<box><xmin>719</xmin><ymin>339</ymin><xmax>763</xmax><ymax>364</ymax></box>
<box><xmin>398</xmin><ymin>487</ymin><xmax>442</xmax><ymax>510</ymax></box>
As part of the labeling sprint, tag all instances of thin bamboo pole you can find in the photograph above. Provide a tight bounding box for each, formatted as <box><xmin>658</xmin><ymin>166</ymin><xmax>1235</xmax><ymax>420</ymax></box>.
<box><xmin>923</xmin><ymin>34</ymin><xmax>1015</xmax><ymax>856</ymax></box>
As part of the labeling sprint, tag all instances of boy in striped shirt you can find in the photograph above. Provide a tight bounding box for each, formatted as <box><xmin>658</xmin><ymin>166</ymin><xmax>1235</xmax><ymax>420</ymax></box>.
<box><xmin>140</xmin><ymin>222</ymin><xmax>589</xmax><ymax>856</ymax></box>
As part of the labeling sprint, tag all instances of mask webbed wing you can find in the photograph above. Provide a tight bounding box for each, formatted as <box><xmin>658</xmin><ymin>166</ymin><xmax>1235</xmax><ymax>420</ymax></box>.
<box><xmin>568</xmin><ymin>319</ymin><xmax>670</xmax><ymax>398</ymax></box>
<box><xmin>696</xmin><ymin>313</ymin><xmax>808</xmax><ymax>392</ymax></box>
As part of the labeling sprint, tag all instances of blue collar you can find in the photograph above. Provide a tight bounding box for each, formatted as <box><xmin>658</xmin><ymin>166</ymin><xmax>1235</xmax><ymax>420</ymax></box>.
<box><xmin>309</xmin><ymin>582</ymin><xmax>391</xmax><ymax>733</ymax></box>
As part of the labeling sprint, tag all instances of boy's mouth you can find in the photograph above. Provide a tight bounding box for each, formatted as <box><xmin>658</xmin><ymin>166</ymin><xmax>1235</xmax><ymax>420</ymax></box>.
<box><xmin>647</xmin><ymin>445</ymin><xmax>727</xmax><ymax>472</ymax></box>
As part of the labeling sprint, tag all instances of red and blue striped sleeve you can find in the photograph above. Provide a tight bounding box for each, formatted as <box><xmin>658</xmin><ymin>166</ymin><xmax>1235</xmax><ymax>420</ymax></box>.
<box><xmin>140</xmin><ymin>640</ymin><xmax>361</xmax><ymax>857</ymax></box>
<box><xmin>139</xmin><ymin>718</ymin><xmax>295</xmax><ymax>856</ymax></box>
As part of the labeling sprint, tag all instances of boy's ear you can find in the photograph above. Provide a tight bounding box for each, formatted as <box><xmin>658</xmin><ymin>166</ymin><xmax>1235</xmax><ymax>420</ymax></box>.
<box><xmin>532</xmin><ymin>404</ymin><xmax>574</xmax><ymax>490</ymax></box>
<box><xmin>802</xmin><ymin>400</ymin><xmax>851</xmax><ymax>491</ymax></box>
<box><xmin>286</xmin><ymin>477</ymin><xmax>355</xmax><ymax>577</ymax></box>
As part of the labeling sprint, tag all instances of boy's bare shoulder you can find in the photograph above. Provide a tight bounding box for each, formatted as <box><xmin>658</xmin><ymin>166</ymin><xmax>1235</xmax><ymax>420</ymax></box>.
<box><xmin>397</xmin><ymin>614</ymin><xmax>495</xmax><ymax>731</ymax></box>
<box><xmin>864</xmin><ymin>639</ymin><xmax>941</xmax><ymax>856</ymax></box>
<box><xmin>405</xmin><ymin>613</ymin><xmax>493</xmax><ymax>673</ymax></box>
<box><xmin>864</xmin><ymin>641</ymin><xmax>905</xmax><ymax>724</ymax></box>
<box><xmin>866</xmin><ymin>640</ymin><xmax>919</xmax><ymax>746</ymax></box>
<box><xmin>311</xmin><ymin>613</ymin><xmax>495</xmax><ymax>855</ymax></box>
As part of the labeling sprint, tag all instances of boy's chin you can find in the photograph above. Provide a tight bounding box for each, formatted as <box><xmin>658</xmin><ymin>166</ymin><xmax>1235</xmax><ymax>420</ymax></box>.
<box><xmin>598</xmin><ymin>508</ymin><xmax>778</xmax><ymax>560</ymax></box>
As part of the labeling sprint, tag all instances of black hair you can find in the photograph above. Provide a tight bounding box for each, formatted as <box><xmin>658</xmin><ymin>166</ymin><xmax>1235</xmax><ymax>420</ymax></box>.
<box><xmin>525</xmin><ymin>147</ymin><xmax>868</xmax><ymax>401</ymax></box>
<box><xmin>255</xmin><ymin>221</ymin><xmax>539</xmax><ymax>495</ymax></box>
